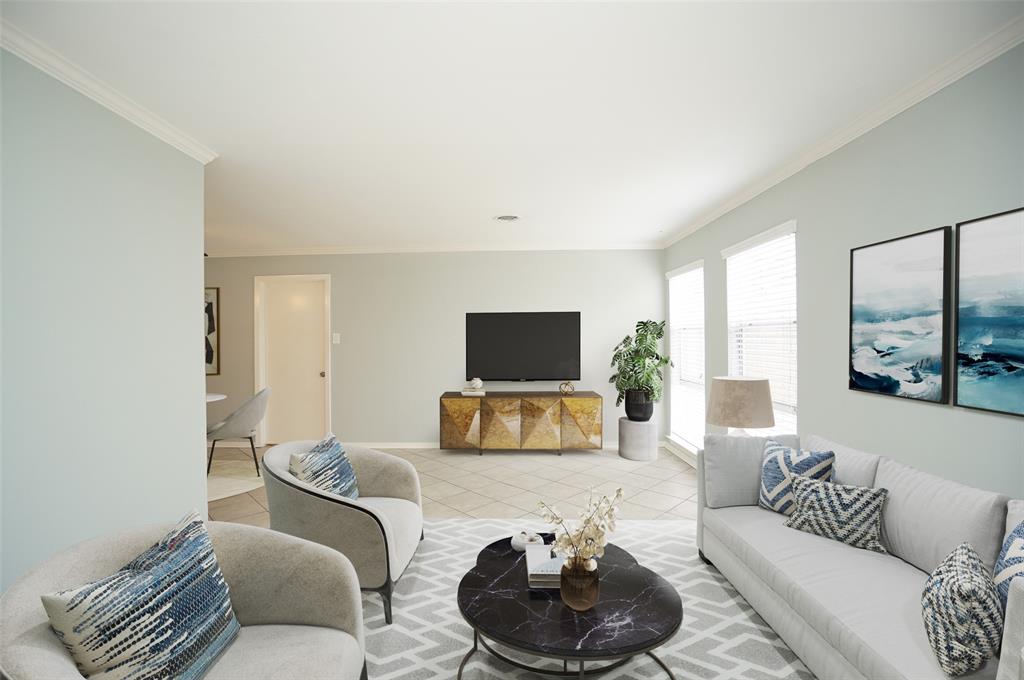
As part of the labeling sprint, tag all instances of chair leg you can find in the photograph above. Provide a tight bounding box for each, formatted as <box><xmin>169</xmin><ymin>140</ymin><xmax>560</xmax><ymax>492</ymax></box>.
<box><xmin>381</xmin><ymin>582</ymin><xmax>394</xmax><ymax>625</ymax></box>
<box><xmin>207</xmin><ymin>440</ymin><xmax>217</xmax><ymax>475</ymax></box>
<box><xmin>248</xmin><ymin>436</ymin><xmax>260</xmax><ymax>477</ymax></box>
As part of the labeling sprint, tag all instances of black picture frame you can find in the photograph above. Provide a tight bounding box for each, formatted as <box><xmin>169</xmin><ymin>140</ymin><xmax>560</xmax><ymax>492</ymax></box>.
<box><xmin>848</xmin><ymin>226</ymin><xmax>952</xmax><ymax>403</ymax></box>
<box><xmin>205</xmin><ymin>287</ymin><xmax>220</xmax><ymax>376</ymax></box>
<box><xmin>953</xmin><ymin>206</ymin><xmax>1024</xmax><ymax>418</ymax></box>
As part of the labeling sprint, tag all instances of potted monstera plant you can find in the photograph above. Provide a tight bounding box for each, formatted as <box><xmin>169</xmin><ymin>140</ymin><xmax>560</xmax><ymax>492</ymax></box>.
<box><xmin>609</xmin><ymin>320</ymin><xmax>671</xmax><ymax>422</ymax></box>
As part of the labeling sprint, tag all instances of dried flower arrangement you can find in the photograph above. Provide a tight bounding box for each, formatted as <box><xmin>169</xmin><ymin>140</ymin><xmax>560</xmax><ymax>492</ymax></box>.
<box><xmin>538</xmin><ymin>488</ymin><xmax>625</xmax><ymax>571</ymax></box>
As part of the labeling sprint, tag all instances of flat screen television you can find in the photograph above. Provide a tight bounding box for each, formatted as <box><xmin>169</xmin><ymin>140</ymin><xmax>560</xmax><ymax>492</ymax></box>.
<box><xmin>466</xmin><ymin>312</ymin><xmax>581</xmax><ymax>381</ymax></box>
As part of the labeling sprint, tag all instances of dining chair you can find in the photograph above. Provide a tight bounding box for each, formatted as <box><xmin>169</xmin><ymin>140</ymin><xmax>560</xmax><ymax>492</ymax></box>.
<box><xmin>207</xmin><ymin>387</ymin><xmax>271</xmax><ymax>476</ymax></box>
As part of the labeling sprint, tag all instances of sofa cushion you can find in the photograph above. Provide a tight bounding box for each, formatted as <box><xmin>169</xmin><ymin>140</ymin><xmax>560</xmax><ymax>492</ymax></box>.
<box><xmin>205</xmin><ymin>625</ymin><xmax>363</xmax><ymax>680</ymax></box>
<box><xmin>40</xmin><ymin>512</ymin><xmax>239</xmax><ymax>680</ymax></box>
<box><xmin>703</xmin><ymin>505</ymin><xmax>986</xmax><ymax>680</ymax></box>
<box><xmin>875</xmin><ymin>458</ymin><xmax>1008</xmax><ymax>574</ymax></box>
<box><xmin>360</xmin><ymin>496</ymin><xmax>423</xmax><ymax>578</ymax></box>
<box><xmin>786</xmin><ymin>477</ymin><xmax>888</xmax><ymax>553</ymax></box>
<box><xmin>803</xmin><ymin>434</ymin><xmax>881</xmax><ymax>488</ymax></box>
<box><xmin>758</xmin><ymin>441</ymin><xmax>835</xmax><ymax>515</ymax></box>
<box><xmin>702</xmin><ymin>434</ymin><xmax>799</xmax><ymax>508</ymax></box>
<box><xmin>922</xmin><ymin>543</ymin><xmax>1003</xmax><ymax>677</ymax></box>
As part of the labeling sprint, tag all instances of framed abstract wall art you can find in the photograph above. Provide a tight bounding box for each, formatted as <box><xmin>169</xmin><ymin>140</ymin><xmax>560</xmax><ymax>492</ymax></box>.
<box><xmin>954</xmin><ymin>207</ymin><xmax>1024</xmax><ymax>417</ymax></box>
<box><xmin>849</xmin><ymin>226</ymin><xmax>951</xmax><ymax>403</ymax></box>
<box><xmin>205</xmin><ymin>287</ymin><xmax>220</xmax><ymax>375</ymax></box>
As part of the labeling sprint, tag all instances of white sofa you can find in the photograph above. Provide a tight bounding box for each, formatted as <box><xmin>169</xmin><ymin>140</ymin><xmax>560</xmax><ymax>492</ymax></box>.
<box><xmin>696</xmin><ymin>434</ymin><xmax>1023</xmax><ymax>680</ymax></box>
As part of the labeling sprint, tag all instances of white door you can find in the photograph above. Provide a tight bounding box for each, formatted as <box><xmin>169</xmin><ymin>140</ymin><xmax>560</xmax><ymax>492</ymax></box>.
<box><xmin>258</xmin><ymin>276</ymin><xmax>329</xmax><ymax>444</ymax></box>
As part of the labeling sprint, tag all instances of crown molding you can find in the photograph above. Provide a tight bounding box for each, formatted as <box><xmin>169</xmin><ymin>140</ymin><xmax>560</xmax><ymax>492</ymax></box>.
<box><xmin>660</xmin><ymin>13</ymin><xmax>1024</xmax><ymax>249</ymax></box>
<box><xmin>0</xmin><ymin>19</ymin><xmax>218</xmax><ymax>165</ymax></box>
<box><xmin>204</xmin><ymin>240</ymin><xmax>663</xmax><ymax>258</ymax></box>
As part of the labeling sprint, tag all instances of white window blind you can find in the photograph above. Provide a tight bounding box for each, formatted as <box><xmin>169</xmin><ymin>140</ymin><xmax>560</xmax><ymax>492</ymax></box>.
<box><xmin>668</xmin><ymin>263</ymin><xmax>705</xmax><ymax>449</ymax></box>
<box><xmin>726</xmin><ymin>229</ymin><xmax>797</xmax><ymax>435</ymax></box>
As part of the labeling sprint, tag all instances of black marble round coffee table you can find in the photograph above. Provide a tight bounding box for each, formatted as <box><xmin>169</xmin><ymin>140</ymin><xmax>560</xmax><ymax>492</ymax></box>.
<box><xmin>456</xmin><ymin>535</ymin><xmax>682</xmax><ymax>678</ymax></box>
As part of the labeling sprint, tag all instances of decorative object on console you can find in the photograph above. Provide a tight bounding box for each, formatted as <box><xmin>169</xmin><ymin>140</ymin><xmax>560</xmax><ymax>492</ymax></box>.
<box><xmin>921</xmin><ymin>542</ymin><xmax>1004</xmax><ymax>677</ymax></box>
<box><xmin>706</xmin><ymin>376</ymin><xmax>775</xmax><ymax>429</ymax></box>
<box><xmin>511</xmin><ymin>530</ymin><xmax>544</xmax><ymax>552</ymax></box>
<box><xmin>289</xmin><ymin>433</ymin><xmax>359</xmax><ymax>499</ymax></box>
<box><xmin>785</xmin><ymin>476</ymin><xmax>888</xmax><ymax>553</ymax></box>
<box><xmin>610</xmin><ymin>319</ymin><xmax>671</xmax><ymax>422</ymax></box>
<box><xmin>539</xmin><ymin>488</ymin><xmax>623</xmax><ymax>612</ymax></box>
<box><xmin>994</xmin><ymin>519</ymin><xmax>1024</xmax><ymax>611</ymax></box>
<box><xmin>954</xmin><ymin>207</ymin><xmax>1024</xmax><ymax>417</ymax></box>
<box><xmin>41</xmin><ymin>511</ymin><xmax>239</xmax><ymax>680</ymax></box>
<box><xmin>559</xmin><ymin>380</ymin><xmax>575</xmax><ymax>395</ymax></box>
<box><xmin>849</xmin><ymin>227</ymin><xmax>951</xmax><ymax>403</ymax></box>
<box><xmin>758</xmin><ymin>440</ymin><xmax>834</xmax><ymax>515</ymax></box>
<box><xmin>205</xmin><ymin>287</ymin><xmax>220</xmax><ymax>375</ymax></box>
<box><xmin>462</xmin><ymin>377</ymin><xmax>486</xmax><ymax>397</ymax></box>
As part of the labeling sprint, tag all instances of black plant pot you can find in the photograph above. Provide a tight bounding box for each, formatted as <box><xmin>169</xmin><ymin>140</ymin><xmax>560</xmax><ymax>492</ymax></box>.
<box><xmin>624</xmin><ymin>390</ymin><xmax>654</xmax><ymax>422</ymax></box>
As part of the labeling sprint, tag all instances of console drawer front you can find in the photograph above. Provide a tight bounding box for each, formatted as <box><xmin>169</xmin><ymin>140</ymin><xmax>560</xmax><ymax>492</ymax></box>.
<box><xmin>481</xmin><ymin>397</ymin><xmax>521</xmax><ymax>449</ymax></box>
<box><xmin>440</xmin><ymin>397</ymin><xmax>480</xmax><ymax>448</ymax></box>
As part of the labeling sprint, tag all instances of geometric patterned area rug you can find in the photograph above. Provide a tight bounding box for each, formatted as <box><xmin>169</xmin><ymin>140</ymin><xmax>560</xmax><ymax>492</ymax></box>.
<box><xmin>362</xmin><ymin>519</ymin><xmax>814</xmax><ymax>679</ymax></box>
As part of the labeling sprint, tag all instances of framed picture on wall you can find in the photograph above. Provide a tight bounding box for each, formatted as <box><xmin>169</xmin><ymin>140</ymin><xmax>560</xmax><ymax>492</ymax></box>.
<box><xmin>954</xmin><ymin>207</ymin><xmax>1024</xmax><ymax>417</ymax></box>
<box><xmin>205</xmin><ymin>287</ymin><xmax>220</xmax><ymax>375</ymax></box>
<box><xmin>849</xmin><ymin>226</ymin><xmax>951</xmax><ymax>403</ymax></box>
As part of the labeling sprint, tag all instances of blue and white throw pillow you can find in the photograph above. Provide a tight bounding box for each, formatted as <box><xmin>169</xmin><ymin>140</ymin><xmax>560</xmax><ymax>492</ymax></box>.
<box><xmin>759</xmin><ymin>440</ymin><xmax>835</xmax><ymax>515</ymax></box>
<box><xmin>994</xmin><ymin>520</ymin><xmax>1024</xmax><ymax>612</ymax></box>
<box><xmin>290</xmin><ymin>433</ymin><xmax>359</xmax><ymax>499</ymax></box>
<box><xmin>41</xmin><ymin>511</ymin><xmax>239</xmax><ymax>679</ymax></box>
<box><xmin>922</xmin><ymin>543</ymin><xmax>1003</xmax><ymax>676</ymax></box>
<box><xmin>786</xmin><ymin>476</ymin><xmax>888</xmax><ymax>553</ymax></box>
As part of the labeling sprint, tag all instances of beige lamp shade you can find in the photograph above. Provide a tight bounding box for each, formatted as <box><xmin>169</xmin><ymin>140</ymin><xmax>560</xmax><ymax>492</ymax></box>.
<box><xmin>706</xmin><ymin>376</ymin><xmax>775</xmax><ymax>428</ymax></box>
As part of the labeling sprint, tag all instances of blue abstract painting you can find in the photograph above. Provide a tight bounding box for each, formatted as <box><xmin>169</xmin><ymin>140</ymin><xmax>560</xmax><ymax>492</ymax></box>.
<box><xmin>850</xmin><ymin>227</ymin><xmax>950</xmax><ymax>402</ymax></box>
<box><xmin>955</xmin><ymin>208</ymin><xmax>1024</xmax><ymax>417</ymax></box>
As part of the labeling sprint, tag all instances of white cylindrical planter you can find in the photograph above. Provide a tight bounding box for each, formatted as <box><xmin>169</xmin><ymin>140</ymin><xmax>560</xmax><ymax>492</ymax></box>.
<box><xmin>618</xmin><ymin>417</ymin><xmax>658</xmax><ymax>461</ymax></box>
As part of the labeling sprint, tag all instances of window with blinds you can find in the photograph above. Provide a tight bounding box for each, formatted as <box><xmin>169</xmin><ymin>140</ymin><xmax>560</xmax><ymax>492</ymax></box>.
<box><xmin>725</xmin><ymin>226</ymin><xmax>797</xmax><ymax>435</ymax></box>
<box><xmin>667</xmin><ymin>263</ymin><xmax>705</xmax><ymax>449</ymax></box>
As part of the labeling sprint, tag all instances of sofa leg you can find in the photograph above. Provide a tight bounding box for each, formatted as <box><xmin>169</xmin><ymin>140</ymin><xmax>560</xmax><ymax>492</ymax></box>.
<box><xmin>698</xmin><ymin>549</ymin><xmax>713</xmax><ymax>566</ymax></box>
<box><xmin>421</xmin><ymin>529</ymin><xmax>425</xmax><ymax>541</ymax></box>
<box><xmin>360</xmin><ymin>661</ymin><xmax>368</xmax><ymax>680</ymax></box>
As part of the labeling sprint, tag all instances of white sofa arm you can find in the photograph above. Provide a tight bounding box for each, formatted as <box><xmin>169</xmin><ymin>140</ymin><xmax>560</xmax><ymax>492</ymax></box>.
<box><xmin>997</xmin><ymin>578</ymin><xmax>1024</xmax><ymax>680</ymax></box>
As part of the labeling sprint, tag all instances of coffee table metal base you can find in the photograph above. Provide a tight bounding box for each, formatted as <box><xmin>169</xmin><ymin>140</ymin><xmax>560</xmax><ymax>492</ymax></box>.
<box><xmin>456</xmin><ymin>630</ymin><xmax>677</xmax><ymax>680</ymax></box>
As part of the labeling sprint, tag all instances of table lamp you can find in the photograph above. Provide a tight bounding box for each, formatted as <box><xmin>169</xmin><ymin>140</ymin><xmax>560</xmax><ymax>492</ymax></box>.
<box><xmin>706</xmin><ymin>376</ymin><xmax>775</xmax><ymax>429</ymax></box>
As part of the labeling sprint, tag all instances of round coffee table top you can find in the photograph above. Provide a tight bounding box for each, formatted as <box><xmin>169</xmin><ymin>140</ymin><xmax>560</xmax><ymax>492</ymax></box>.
<box><xmin>457</xmin><ymin>535</ymin><xmax>682</xmax><ymax>660</ymax></box>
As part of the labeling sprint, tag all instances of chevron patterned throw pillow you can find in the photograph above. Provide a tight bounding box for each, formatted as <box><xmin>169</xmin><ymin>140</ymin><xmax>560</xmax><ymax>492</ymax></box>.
<box><xmin>758</xmin><ymin>440</ymin><xmax>835</xmax><ymax>515</ymax></box>
<box><xmin>922</xmin><ymin>543</ymin><xmax>1003</xmax><ymax>676</ymax></box>
<box><xmin>994</xmin><ymin>520</ymin><xmax>1024</xmax><ymax>612</ymax></box>
<box><xmin>785</xmin><ymin>476</ymin><xmax>888</xmax><ymax>553</ymax></box>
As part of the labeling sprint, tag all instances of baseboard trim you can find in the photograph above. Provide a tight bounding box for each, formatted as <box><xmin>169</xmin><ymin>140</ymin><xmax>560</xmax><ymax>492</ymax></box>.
<box><xmin>663</xmin><ymin>437</ymin><xmax>697</xmax><ymax>468</ymax></box>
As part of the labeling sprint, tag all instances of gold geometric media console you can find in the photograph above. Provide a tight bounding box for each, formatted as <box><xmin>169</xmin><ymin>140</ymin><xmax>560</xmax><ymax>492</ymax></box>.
<box><xmin>439</xmin><ymin>391</ymin><xmax>602</xmax><ymax>453</ymax></box>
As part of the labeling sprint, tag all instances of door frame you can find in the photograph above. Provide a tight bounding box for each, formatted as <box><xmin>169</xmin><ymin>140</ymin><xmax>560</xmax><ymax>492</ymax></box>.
<box><xmin>253</xmin><ymin>274</ymin><xmax>332</xmax><ymax>446</ymax></box>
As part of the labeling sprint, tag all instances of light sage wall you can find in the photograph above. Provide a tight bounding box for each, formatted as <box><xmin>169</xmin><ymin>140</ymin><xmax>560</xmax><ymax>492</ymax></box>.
<box><xmin>1</xmin><ymin>52</ymin><xmax>208</xmax><ymax>587</ymax></box>
<box><xmin>665</xmin><ymin>44</ymin><xmax>1024</xmax><ymax>497</ymax></box>
<box><xmin>204</xmin><ymin>250</ymin><xmax>665</xmax><ymax>446</ymax></box>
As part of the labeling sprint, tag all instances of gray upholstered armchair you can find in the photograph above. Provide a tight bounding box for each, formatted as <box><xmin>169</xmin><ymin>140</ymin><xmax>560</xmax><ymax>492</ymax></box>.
<box><xmin>262</xmin><ymin>441</ymin><xmax>423</xmax><ymax>624</ymax></box>
<box><xmin>207</xmin><ymin>387</ymin><xmax>271</xmax><ymax>476</ymax></box>
<box><xmin>0</xmin><ymin>521</ymin><xmax>366</xmax><ymax>680</ymax></box>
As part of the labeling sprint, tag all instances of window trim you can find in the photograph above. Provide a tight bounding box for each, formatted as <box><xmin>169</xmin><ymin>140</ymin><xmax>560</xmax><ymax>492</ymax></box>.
<box><xmin>720</xmin><ymin>220</ymin><xmax>797</xmax><ymax>260</ymax></box>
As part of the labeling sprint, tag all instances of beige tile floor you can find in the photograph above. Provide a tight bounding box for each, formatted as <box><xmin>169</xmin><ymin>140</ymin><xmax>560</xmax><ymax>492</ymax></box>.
<box><xmin>208</xmin><ymin>446</ymin><xmax>698</xmax><ymax>528</ymax></box>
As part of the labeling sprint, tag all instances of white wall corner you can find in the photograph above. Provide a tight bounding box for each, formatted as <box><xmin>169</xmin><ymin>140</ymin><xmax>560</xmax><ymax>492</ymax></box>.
<box><xmin>0</xmin><ymin>19</ymin><xmax>218</xmax><ymax>165</ymax></box>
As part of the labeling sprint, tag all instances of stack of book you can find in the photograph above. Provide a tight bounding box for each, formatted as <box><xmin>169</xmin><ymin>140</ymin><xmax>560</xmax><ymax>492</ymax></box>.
<box><xmin>524</xmin><ymin>543</ymin><xmax>562</xmax><ymax>589</ymax></box>
<box><xmin>461</xmin><ymin>388</ymin><xmax>485</xmax><ymax>397</ymax></box>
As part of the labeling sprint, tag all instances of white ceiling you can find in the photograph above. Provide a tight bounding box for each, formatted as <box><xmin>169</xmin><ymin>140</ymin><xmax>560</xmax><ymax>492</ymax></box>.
<box><xmin>4</xmin><ymin>2</ymin><xmax>1023</xmax><ymax>255</ymax></box>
